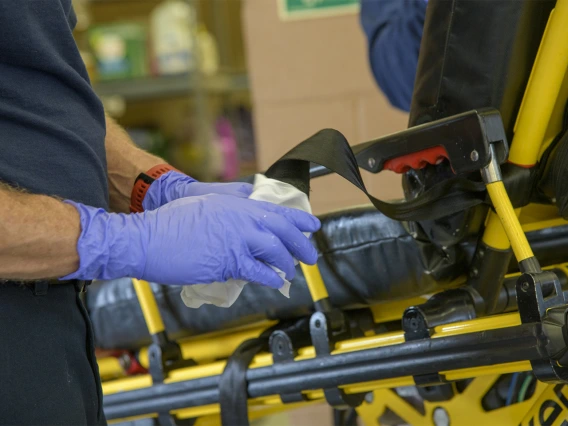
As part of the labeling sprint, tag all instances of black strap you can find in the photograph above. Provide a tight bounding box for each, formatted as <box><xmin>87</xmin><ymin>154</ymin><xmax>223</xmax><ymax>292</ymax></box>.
<box><xmin>265</xmin><ymin>128</ymin><xmax>487</xmax><ymax>221</ymax></box>
<box><xmin>219</xmin><ymin>320</ymin><xmax>310</xmax><ymax>426</ymax></box>
<box><xmin>219</xmin><ymin>337</ymin><xmax>269</xmax><ymax>426</ymax></box>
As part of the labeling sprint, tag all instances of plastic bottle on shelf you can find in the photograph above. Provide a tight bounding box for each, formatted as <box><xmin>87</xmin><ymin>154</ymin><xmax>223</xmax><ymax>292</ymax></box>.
<box><xmin>196</xmin><ymin>24</ymin><xmax>220</xmax><ymax>76</ymax></box>
<box><xmin>150</xmin><ymin>0</ymin><xmax>197</xmax><ymax>75</ymax></box>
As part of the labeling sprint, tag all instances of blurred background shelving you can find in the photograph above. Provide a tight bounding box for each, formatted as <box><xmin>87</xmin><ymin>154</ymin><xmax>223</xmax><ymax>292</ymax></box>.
<box><xmin>92</xmin><ymin>72</ymin><xmax>249</xmax><ymax>101</ymax></box>
<box><xmin>72</xmin><ymin>0</ymin><xmax>257</xmax><ymax>181</ymax></box>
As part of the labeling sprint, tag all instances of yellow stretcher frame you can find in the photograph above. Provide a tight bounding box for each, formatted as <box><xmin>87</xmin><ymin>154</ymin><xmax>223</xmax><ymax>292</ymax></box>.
<box><xmin>97</xmin><ymin>1</ymin><xmax>568</xmax><ymax>424</ymax></box>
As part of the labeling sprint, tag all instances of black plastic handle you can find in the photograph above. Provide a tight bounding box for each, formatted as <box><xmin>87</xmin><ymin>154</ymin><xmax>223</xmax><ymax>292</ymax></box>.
<box><xmin>311</xmin><ymin>108</ymin><xmax>508</xmax><ymax>179</ymax></box>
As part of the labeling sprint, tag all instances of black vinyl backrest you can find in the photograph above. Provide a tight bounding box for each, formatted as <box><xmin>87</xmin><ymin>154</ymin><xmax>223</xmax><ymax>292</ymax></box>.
<box><xmin>410</xmin><ymin>0</ymin><xmax>555</xmax><ymax>139</ymax></box>
<box><xmin>404</xmin><ymin>0</ymin><xmax>555</xmax><ymax>250</ymax></box>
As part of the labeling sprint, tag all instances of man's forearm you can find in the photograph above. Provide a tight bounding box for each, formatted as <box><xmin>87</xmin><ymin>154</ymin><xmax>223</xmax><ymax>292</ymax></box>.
<box><xmin>0</xmin><ymin>186</ymin><xmax>81</xmax><ymax>280</ymax></box>
<box><xmin>105</xmin><ymin>115</ymin><xmax>165</xmax><ymax>213</ymax></box>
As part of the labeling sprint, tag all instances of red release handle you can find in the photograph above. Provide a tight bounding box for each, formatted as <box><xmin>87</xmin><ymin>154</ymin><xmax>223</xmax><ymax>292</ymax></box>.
<box><xmin>383</xmin><ymin>146</ymin><xmax>450</xmax><ymax>174</ymax></box>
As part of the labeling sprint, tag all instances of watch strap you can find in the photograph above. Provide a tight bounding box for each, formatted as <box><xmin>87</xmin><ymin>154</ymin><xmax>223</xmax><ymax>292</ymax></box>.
<box><xmin>130</xmin><ymin>164</ymin><xmax>178</xmax><ymax>213</ymax></box>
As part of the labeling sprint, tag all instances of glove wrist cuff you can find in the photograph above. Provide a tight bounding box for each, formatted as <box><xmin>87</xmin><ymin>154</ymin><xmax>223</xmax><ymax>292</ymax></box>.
<box><xmin>130</xmin><ymin>164</ymin><xmax>178</xmax><ymax>213</ymax></box>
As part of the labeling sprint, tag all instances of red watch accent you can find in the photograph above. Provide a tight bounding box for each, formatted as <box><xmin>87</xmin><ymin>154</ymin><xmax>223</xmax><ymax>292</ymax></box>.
<box><xmin>129</xmin><ymin>164</ymin><xmax>178</xmax><ymax>213</ymax></box>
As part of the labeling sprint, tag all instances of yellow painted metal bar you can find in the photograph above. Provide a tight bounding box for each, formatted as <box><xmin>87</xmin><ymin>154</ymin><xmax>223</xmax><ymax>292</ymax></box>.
<box><xmin>333</xmin><ymin>331</ymin><xmax>405</xmax><ymax>353</ymax></box>
<box><xmin>442</xmin><ymin>361</ymin><xmax>530</xmax><ymax>381</ymax></box>
<box><xmin>300</xmin><ymin>263</ymin><xmax>329</xmax><ymax>302</ymax></box>
<box><xmin>344</xmin><ymin>377</ymin><xmax>414</xmax><ymax>395</ymax></box>
<box><xmin>511</xmin><ymin>0</ymin><xmax>568</xmax><ymax>166</ymax></box>
<box><xmin>138</xmin><ymin>323</ymin><xmax>273</xmax><ymax>367</ymax></box>
<box><xmin>482</xmin><ymin>211</ymin><xmax>517</xmax><ymax>250</ymax></box>
<box><xmin>486</xmin><ymin>182</ymin><xmax>534</xmax><ymax>262</ymax></box>
<box><xmin>132</xmin><ymin>278</ymin><xmax>165</xmax><ymax>335</ymax></box>
<box><xmin>521</xmin><ymin>217</ymin><xmax>568</xmax><ymax>233</ymax></box>
<box><xmin>519</xmin><ymin>204</ymin><xmax>564</xmax><ymax>225</ymax></box>
<box><xmin>433</xmin><ymin>312</ymin><xmax>521</xmax><ymax>338</ymax></box>
<box><xmin>97</xmin><ymin>357</ymin><xmax>124</xmax><ymax>381</ymax></box>
<box><xmin>482</xmin><ymin>1</ymin><xmax>568</xmax><ymax>254</ymax></box>
<box><xmin>102</xmin><ymin>374</ymin><xmax>153</xmax><ymax>395</ymax></box>
<box><xmin>369</xmin><ymin>297</ymin><xmax>429</xmax><ymax>324</ymax></box>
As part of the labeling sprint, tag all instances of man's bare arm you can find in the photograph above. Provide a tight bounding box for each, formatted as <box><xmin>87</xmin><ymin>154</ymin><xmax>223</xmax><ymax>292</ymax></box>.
<box><xmin>0</xmin><ymin>186</ymin><xmax>81</xmax><ymax>280</ymax></box>
<box><xmin>105</xmin><ymin>115</ymin><xmax>164</xmax><ymax>213</ymax></box>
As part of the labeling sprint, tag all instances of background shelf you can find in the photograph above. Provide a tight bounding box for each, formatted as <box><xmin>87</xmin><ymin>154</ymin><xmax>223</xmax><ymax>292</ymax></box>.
<box><xmin>93</xmin><ymin>72</ymin><xmax>249</xmax><ymax>101</ymax></box>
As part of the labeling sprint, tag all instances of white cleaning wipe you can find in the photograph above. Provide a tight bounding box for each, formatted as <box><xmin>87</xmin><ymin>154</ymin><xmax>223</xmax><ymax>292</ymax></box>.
<box><xmin>180</xmin><ymin>174</ymin><xmax>312</xmax><ymax>308</ymax></box>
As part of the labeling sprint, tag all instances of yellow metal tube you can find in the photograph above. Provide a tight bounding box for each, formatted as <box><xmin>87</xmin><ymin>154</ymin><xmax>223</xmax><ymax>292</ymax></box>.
<box><xmin>97</xmin><ymin>357</ymin><xmax>125</xmax><ymax>381</ymax></box>
<box><xmin>369</xmin><ymin>297</ymin><xmax>429</xmax><ymax>324</ymax></box>
<box><xmin>300</xmin><ymin>263</ymin><xmax>329</xmax><ymax>302</ymax></box>
<box><xmin>442</xmin><ymin>361</ymin><xmax>530</xmax><ymax>381</ymax></box>
<box><xmin>102</xmin><ymin>374</ymin><xmax>153</xmax><ymax>395</ymax></box>
<box><xmin>486</xmin><ymin>182</ymin><xmax>534</xmax><ymax>262</ymax></box>
<box><xmin>521</xmin><ymin>217</ymin><xmax>568</xmax><ymax>233</ymax></box>
<box><xmin>433</xmin><ymin>312</ymin><xmax>521</xmax><ymax>337</ymax></box>
<box><xmin>482</xmin><ymin>211</ymin><xmax>515</xmax><ymax>250</ymax></box>
<box><xmin>511</xmin><ymin>0</ymin><xmax>568</xmax><ymax>166</ymax></box>
<box><xmin>132</xmin><ymin>279</ymin><xmax>165</xmax><ymax>335</ymax></box>
<box><xmin>481</xmin><ymin>0</ymin><xmax>568</xmax><ymax>253</ymax></box>
<box><xmin>138</xmin><ymin>324</ymin><xmax>273</xmax><ymax>368</ymax></box>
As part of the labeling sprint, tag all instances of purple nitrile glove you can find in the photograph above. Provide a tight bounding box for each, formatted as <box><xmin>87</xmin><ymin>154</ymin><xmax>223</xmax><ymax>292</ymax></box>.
<box><xmin>62</xmin><ymin>194</ymin><xmax>320</xmax><ymax>288</ymax></box>
<box><xmin>142</xmin><ymin>171</ymin><xmax>253</xmax><ymax>211</ymax></box>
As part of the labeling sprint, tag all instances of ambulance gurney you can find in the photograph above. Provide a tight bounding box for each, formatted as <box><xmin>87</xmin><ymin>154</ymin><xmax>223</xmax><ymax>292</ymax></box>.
<box><xmin>87</xmin><ymin>0</ymin><xmax>559</xmax><ymax>352</ymax></box>
<box><xmin>88</xmin><ymin>205</ymin><xmax>568</xmax><ymax>351</ymax></box>
<box><xmin>93</xmin><ymin>1</ymin><xmax>568</xmax><ymax>425</ymax></box>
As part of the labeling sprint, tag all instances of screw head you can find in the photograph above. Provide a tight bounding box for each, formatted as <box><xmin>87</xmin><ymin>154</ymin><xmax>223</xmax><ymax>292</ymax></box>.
<box><xmin>521</xmin><ymin>281</ymin><xmax>530</xmax><ymax>292</ymax></box>
<box><xmin>470</xmin><ymin>150</ymin><xmax>479</xmax><ymax>162</ymax></box>
<box><xmin>368</xmin><ymin>157</ymin><xmax>376</xmax><ymax>168</ymax></box>
<box><xmin>315</xmin><ymin>319</ymin><xmax>321</xmax><ymax>328</ymax></box>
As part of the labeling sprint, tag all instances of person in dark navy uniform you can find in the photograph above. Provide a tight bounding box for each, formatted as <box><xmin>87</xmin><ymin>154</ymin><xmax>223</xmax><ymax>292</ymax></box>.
<box><xmin>0</xmin><ymin>2</ymin><xmax>320</xmax><ymax>424</ymax></box>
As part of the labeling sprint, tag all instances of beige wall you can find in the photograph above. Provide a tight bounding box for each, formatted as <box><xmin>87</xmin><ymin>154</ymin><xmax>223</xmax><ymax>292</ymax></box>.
<box><xmin>242</xmin><ymin>0</ymin><xmax>408</xmax><ymax>214</ymax></box>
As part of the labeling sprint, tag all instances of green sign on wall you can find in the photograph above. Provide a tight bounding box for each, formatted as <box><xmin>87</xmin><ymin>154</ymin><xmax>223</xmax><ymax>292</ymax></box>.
<box><xmin>278</xmin><ymin>0</ymin><xmax>360</xmax><ymax>21</ymax></box>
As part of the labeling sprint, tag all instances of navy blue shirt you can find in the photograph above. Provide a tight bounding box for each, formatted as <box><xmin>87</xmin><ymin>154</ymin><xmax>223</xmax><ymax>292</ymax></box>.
<box><xmin>0</xmin><ymin>1</ymin><xmax>109</xmax><ymax>209</ymax></box>
<box><xmin>360</xmin><ymin>0</ymin><xmax>426</xmax><ymax>112</ymax></box>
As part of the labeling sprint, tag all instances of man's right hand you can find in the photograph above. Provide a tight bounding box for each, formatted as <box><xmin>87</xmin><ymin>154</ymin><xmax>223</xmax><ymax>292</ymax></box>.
<box><xmin>63</xmin><ymin>194</ymin><xmax>321</xmax><ymax>288</ymax></box>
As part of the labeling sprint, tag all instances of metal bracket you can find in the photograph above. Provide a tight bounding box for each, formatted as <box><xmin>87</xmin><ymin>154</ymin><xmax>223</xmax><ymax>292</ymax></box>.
<box><xmin>148</xmin><ymin>331</ymin><xmax>196</xmax><ymax>383</ymax></box>
<box><xmin>148</xmin><ymin>331</ymin><xmax>197</xmax><ymax>426</ymax></box>
<box><xmin>402</xmin><ymin>289</ymin><xmax>478</xmax><ymax>400</ymax></box>
<box><xmin>310</xmin><ymin>311</ymin><xmax>366</xmax><ymax>409</ymax></box>
<box><xmin>516</xmin><ymin>271</ymin><xmax>568</xmax><ymax>383</ymax></box>
<box><xmin>269</xmin><ymin>325</ymin><xmax>310</xmax><ymax>404</ymax></box>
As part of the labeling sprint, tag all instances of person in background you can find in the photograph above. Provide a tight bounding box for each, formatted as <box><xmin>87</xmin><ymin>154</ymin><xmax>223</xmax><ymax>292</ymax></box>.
<box><xmin>360</xmin><ymin>0</ymin><xmax>427</xmax><ymax>112</ymax></box>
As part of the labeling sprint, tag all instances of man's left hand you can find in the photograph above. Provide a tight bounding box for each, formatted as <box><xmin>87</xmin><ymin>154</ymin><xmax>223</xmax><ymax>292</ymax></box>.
<box><xmin>142</xmin><ymin>170</ymin><xmax>253</xmax><ymax>211</ymax></box>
